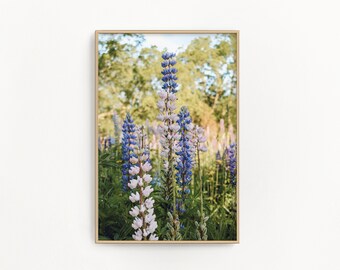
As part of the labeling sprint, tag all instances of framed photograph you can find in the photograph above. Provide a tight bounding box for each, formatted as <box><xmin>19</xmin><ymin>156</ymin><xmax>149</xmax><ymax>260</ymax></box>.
<box><xmin>95</xmin><ymin>30</ymin><xmax>239</xmax><ymax>243</ymax></box>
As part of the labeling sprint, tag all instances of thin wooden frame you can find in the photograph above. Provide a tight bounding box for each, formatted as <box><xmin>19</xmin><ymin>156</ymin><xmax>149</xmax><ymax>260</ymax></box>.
<box><xmin>95</xmin><ymin>30</ymin><xmax>239</xmax><ymax>244</ymax></box>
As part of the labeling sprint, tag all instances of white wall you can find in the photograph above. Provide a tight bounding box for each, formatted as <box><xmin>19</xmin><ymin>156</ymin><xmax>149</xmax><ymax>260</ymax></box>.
<box><xmin>1</xmin><ymin>0</ymin><xmax>340</xmax><ymax>269</ymax></box>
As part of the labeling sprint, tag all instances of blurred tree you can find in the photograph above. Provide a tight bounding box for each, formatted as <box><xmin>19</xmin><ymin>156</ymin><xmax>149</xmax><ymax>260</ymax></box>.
<box><xmin>98</xmin><ymin>33</ymin><xmax>237</xmax><ymax>139</ymax></box>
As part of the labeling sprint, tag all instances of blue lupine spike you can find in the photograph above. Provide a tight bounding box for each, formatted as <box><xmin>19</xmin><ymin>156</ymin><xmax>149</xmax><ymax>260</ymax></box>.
<box><xmin>171</xmin><ymin>82</ymin><xmax>178</xmax><ymax>88</ymax></box>
<box><xmin>227</xmin><ymin>143</ymin><xmax>237</xmax><ymax>186</ymax></box>
<box><xmin>162</xmin><ymin>52</ymin><xmax>170</xmax><ymax>60</ymax></box>
<box><xmin>175</xmin><ymin>107</ymin><xmax>194</xmax><ymax>213</ymax></box>
<box><xmin>169</xmin><ymin>60</ymin><xmax>177</xmax><ymax>66</ymax></box>
<box><xmin>160</xmin><ymin>52</ymin><xmax>179</xmax><ymax>94</ymax></box>
<box><xmin>161</xmin><ymin>61</ymin><xmax>169</xmax><ymax>68</ymax></box>
<box><xmin>121</xmin><ymin>113</ymin><xmax>137</xmax><ymax>191</ymax></box>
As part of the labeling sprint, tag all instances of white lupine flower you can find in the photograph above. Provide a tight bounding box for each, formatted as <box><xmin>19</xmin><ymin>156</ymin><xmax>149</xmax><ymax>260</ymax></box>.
<box><xmin>132</xmin><ymin>229</ymin><xmax>143</xmax><ymax>241</ymax></box>
<box><xmin>168</xmin><ymin>93</ymin><xmax>176</xmax><ymax>101</ymax></box>
<box><xmin>129</xmin><ymin>166</ymin><xmax>140</xmax><ymax>175</ymax></box>
<box><xmin>143</xmin><ymin>229</ymin><xmax>150</xmax><ymax>237</ymax></box>
<box><xmin>148</xmin><ymin>220</ymin><xmax>158</xmax><ymax>233</ymax></box>
<box><xmin>145</xmin><ymin>199</ymin><xmax>154</xmax><ymax>209</ymax></box>
<box><xmin>129</xmin><ymin>157</ymin><xmax>138</xmax><ymax>164</ymax></box>
<box><xmin>141</xmin><ymin>162</ymin><xmax>152</xmax><ymax>172</ymax></box>
<box><xmin>173</xmin><ymin>145</ymin><xmax>181</xmax><ymax>153</ymax></box>
<box><xmin>173</xmin><ymin>133</ymin><xmax>181</xmax><ymax>140</ymax></box>
<box><xmin>141</xmin><ymin>154</ymin><xmax>148</xmax><ymax>161</ymax></box>
<box><xmin>129</xmin><ymin>206</ymin><xmax>140</xmax><ymax>217</ymax></box>
<box><xmin>137</xmin><ymin>176</ymin><xmax>143</xmax><ymax>186</ymax></box>
<box><xmin>192</xmin><ymin>124</ymin><xmax>208</xmax><ymax>153</ymax></box>
<box><xmin>170</xmin><ymin>124</ymin><xmax>180</xmax><ymax>132</ymax></box>
<box><xmin>149</xmin><ymin>208</ymin><xmax>154</xmax><ymax>215</ymax></box>
<box><xmin>157</xmin><ymin>100</ymin><xmax>165</xmax><ymax>109</ymax></box>
<box><xmin>128</xmin><ymin>179</ymin><xmax>138</xmax><ymax>189</ymax></box>
<box><xmin>158</xmin><ymin>91</ymin><xmax>167</xmax><ymax>100</ymax></box>
<box><xmin>142</xmin><ymin>186</ymin><xmax>154</xmax><ymax>197</ymax></box>
<box><xmin>168</xmin><ymin>103</ymin><xmax>176</xmax><ymax>111</ymax></box>
<box><xmin>129</xmin><ymin>192</ymin><xmax>140</xmax><ymax>203</ymax></box>
<box><xmin>157</xmin><ymin>115</ymin><xmax>164</xmax><ymax>121</ymax></box>
<box><xmin>145</xmin><ymin>212</ymin><xmax>156</xmax><ymax>224</ymax></box>
<box><xmin>169</xmin><ymin>114</ymin><xmax>179</xmax><ymax>121</ymax></box>
<box><xmin>129</xmin><ymin>125</ymin><xmax>158</xmax><ymax>241</ymax></box>
<box><xmin>149</xmin><ymin>234</ymin><xmax>159</xmax><ymax>241</ymax></box>
<box><xmin>143</xmin><ymin>174</ymin><xmax>152</xmax><ymax>183</ymax></box>
<box><xmin>132</xmin><ymin>217</ymin><xmax>143</xmax><ymax>230</ymax></box>
<box><xmin>198</xmin><ymin>135</ymin><xmax>207</xmax><ymax>143</ymax></box>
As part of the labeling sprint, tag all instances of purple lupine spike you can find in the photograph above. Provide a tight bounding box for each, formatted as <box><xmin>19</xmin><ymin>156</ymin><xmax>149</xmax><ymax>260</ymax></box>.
<box><xmin>121</xmin><ymin>113</ymin><xmax>137</xmax><ymax>191</ymax></box>
<box><xmin>227</xmin><ymin>143</ymin><xmax>237</xmax><ymax>186</ymax></box>
<box><xmin>175</xmin><ymin>107</ymin><xmax>194</xmax><ymax>213</ymax></box>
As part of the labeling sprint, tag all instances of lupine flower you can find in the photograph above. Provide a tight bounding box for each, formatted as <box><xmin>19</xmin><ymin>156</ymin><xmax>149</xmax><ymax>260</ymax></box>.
<box><xmin>132</xmin><ymin>229</ymin><xmax>143</xmax><ymax>241</ymax></box>
<box><xmin>128</xmin><ymin>126</ymin><xmax>158</xmax><ymax>241</ymax></box>
<box><xmin>145</xmin><ymin>198</ymin><xmax>154</xmax><ymax>209</ymax></box>
<box><xmin>175</xmin><ymin>107</ymin><xmax>194</xmax><ymax>213</ymax></box>
<box><xmin>158</xmin><ymin>52</ymin><xmax>184</xmax><ymax>241</ymax></box>
<box><xmin>143</xmin><ymin>174</ymin><xmax>152</xmax><ymax>183</ymax></box>
<box><xmin>128</xmin><ymin>179</ymin><xmax>138</xmax><ymax>189</ymax></box>
<box><xmin>149</xmin><ymin>234</ymin><xmax>159</xmax><ymax>240</ymax></box>
<box><xmin>191</xmin><ymin>125</ymin><xmax>208</xmax><ymax>155</ymax></box>
<box><xmin>129</xmin><ymin>192</ymin><xmax>140</xmax><ymax>203</ymax></box>
<box><xmin>141</xmin><ymin>162</ymin><xmax>152</xmax><ymax>172</ymax></box>
<box><xmin>157</xmin><ymin>51</ymin><xmax>180</xmax><ymax>213</ymax></box>
<box><xmin>227</xmin><ymin>143</ymin><xmax>237</xmax><ymax>186</ymax></box>
<box><xmin>129</xmin><ymin>206</ymin><xmax>140</xmax><ymax>217</ymax></box>
<box><xmin>142</xmin><ymin>186</ymin><xmax>154</xmax><ymax>197</ymax></box>
<box><xmin>129</xmin><ymin>166</ymin><xmax>140</xmax><ymax>175</ymax></box>
<box><xmin>191</xmin><ymin>124</ymin><xmax>209</xmax><ymax>240</ymax></box>
<box><xmin>121</xmin><ymin>114</ymin><xmax>137</xmax><ymax>191</ymax></box>
<box><xmin>132</xmin><ymin>217</ymin><xmax>143</xmax><ymax>230</ymax></box>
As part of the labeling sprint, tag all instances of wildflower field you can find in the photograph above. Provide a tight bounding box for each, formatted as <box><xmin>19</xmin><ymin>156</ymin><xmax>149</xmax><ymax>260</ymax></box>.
<box><xmin>97</xmin><ymin>33</ymin><xmax>238</xmax><ymax>241</ymax></box>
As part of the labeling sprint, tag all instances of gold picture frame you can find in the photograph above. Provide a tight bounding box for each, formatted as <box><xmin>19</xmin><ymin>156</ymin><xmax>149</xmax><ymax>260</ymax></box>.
<box><xmin>95</xmin><ymin>30</ymin><xmax>239</xmax><ymax>244</ymax></box>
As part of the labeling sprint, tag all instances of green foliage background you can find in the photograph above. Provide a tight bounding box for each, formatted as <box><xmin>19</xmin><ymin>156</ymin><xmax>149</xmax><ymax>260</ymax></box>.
<box><xmin>97</xmin><ymin>33</ymin><xmax>238</xmax><ymax>241</ymax></box>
